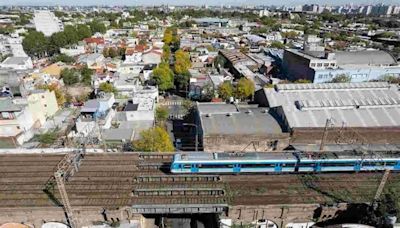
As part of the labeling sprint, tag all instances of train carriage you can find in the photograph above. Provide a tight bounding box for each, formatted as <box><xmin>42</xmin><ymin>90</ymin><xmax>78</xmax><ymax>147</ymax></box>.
<box><xmin>170</xmin><ymin>151</ymin><xmax>400</xmax><ymax>174</ymax></box>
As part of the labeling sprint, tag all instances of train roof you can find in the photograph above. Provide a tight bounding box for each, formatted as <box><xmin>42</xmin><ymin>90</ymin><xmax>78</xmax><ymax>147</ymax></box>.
<box><xmin>297</xmin><ymin>150</ymin><xmax>400</xmax><ymax>161</ymax></box>
<box><xmin>174</xmin><ymin>150</ymin><xmax>400</xmax><ymax>162</ymax></box>
<box><xmin>175</xmin><ymin>152</ymin><xmax>296</xmax><ymax>162</ymax></box>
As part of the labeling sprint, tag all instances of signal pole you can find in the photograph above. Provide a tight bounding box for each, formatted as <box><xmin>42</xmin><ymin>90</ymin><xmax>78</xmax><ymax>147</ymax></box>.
<box><xmin>319</xmin><ymin>118</ymin><xmax>331</xmax><ymax>151</ymax></box>
<box><xmin>374</xmin><ymin>169</ymin><xmax>391</xmax><ymax>203</ymax></box>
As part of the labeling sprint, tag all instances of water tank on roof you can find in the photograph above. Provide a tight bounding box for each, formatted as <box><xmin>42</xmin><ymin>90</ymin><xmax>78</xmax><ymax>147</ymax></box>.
<box><xmin>41</xmin><ymin>222</ymin><xmax>68</xmax><ymax>228</ymax></box>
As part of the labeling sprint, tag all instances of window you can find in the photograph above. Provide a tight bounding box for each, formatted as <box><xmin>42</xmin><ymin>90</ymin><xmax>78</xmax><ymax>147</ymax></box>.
<box><xmin>324</xmin><ymin>63</ymin><xmax>329</xmax><ymax>67</ymax></box>
<box><xmin>16</xmin><ymin>126</ymin><xmax>20</xmax><ymax>129</ymax></box>
<box><xmin>317</xmin><ymin>63</ymin><xmax>322</xmax><ymax>67</ymax></box>
<box><xmin>44</xmin><ymin>104</ymin><xmax>47</xmax><ymax>107</ymax></box>
<box><xmin>310</xmin><ymin>63</ymin><xmax>316</xmax><ymax>67</ymax></box>
<box><xmin>330</xmin><ymin>63</ymin><xmax>335</xmax><ymax>67</ymax></box>
<box><xmin>41</xmin><ymin>95</ymin><xmax>45</xmax><ymax>99</ymax></box>
<box><xmin>241</xmin><ymin>163</ymin><xmax>274</xmax><ymax>168</ymax></box>
<box><xmin>1</xmin><ymin>112</ymin><xmax>11</xmax><ymax>120</ymax></box>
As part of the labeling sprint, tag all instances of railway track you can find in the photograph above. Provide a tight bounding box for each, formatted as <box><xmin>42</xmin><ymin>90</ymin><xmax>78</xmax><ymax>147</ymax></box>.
<box><xmin>0</xmin><ymin>152</ymin><xmax>399</xmax><ymax>210</ymax></box>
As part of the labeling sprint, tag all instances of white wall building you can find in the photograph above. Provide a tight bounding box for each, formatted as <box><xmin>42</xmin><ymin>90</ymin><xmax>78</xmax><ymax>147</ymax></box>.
<box><xmin>60</xmin><ymin>45</ymin><xmax>86</xmax><ymax>56</ymax></box>
<box><xmin>33</xmin><ymin>10</ymin><xmax>63</xmax><ymax>37</ymax></box>
<box><xmin>0</xmin><ymin>57</ymin><xmax>33</xmax><ymax>70</ymax></box>
<box><xmin>0</xmin><ymin>35</ymin><xmax>27</xmax><ymax>57</ymax></box>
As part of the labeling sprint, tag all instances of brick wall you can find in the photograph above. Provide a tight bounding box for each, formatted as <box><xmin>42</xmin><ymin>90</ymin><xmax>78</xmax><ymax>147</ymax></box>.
<box><xmin>203</xmin><ymin>134</ymin><xmax>290</xmax><ymax>152</ymax></box>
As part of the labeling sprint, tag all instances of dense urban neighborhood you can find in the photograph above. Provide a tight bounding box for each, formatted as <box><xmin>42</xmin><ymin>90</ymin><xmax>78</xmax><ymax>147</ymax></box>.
<box><xmin>0</xmin><ymin>2</ymin><xmax>400</xmax><ymax>228</ymax></box>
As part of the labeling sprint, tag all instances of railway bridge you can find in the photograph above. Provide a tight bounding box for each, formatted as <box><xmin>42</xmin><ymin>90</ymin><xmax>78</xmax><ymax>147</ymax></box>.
<box><xmin>0</xmin><ymin>151</ymin><xmax>398</xmax><ymax>227</ymax></box>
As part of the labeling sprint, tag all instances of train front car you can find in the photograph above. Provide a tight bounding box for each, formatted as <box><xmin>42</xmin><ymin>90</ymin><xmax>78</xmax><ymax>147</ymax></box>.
<box><xmin>297</xmin><ymin>151</ymin><xmax>400</xmax><ymax>173</ymax></box>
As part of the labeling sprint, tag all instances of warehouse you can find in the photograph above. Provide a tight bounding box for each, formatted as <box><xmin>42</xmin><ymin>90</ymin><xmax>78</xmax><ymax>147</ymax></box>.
<box><xmin>195</xmin><ymin>102</ymin><xmax>290</xmax><ymax>152</ymax></box>
<box><xmin>254</xmin><ymin>82</ymin><xmax>400</xmax><ymax>145</ymax></box>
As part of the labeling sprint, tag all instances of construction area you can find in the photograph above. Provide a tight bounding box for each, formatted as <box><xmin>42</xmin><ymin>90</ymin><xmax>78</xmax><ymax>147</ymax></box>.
<box><xmin>0</xmin><ymin>151</ymin><xmax>399</xmax><ymax>227</ymax></box>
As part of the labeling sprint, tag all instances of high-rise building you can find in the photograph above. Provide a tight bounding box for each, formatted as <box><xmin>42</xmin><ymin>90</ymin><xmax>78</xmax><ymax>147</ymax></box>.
<box><xmin>33</xmin><ymin>10</ymin><xmax>63</xmax><ymax>37</ymax></box>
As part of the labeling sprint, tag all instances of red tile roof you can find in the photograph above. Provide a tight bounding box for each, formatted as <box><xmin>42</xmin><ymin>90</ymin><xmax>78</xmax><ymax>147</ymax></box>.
<box><xmin>84</xmin><ymin>37</ymin><xmax>105</xmax><ymax>45</ymax></box>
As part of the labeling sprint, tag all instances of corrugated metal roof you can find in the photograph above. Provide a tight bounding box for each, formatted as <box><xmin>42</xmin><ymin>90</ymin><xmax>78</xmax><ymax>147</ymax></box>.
<box><xmin>264</xmin><ymin>83</ymin><xmax>400</xmax><ymax>128</ymax></box>
<box><xmin>335</xmin><ymin>50</ymin><xmax>397</xmax><ymax>66</ymax></box>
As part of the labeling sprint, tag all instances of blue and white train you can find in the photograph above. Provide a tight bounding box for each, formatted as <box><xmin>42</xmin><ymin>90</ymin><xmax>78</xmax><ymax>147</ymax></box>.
<box><xmin>170</xmin><ymin>151</ymin><xmax>400</xmax><ymax>174</ymax></box>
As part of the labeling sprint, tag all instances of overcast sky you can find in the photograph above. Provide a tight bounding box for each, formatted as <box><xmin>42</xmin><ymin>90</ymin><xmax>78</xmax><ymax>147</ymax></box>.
<box><xmin>2</xmin><ymin>0</ymin><xmax>399</xmax><ymax>6</ymax></box>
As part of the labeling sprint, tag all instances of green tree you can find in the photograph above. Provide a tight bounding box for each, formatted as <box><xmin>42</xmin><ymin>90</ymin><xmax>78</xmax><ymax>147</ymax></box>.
<box><xmin>162</xmin><ymin>44</ymin><xmax>171</xmax><ymax>62</ymax></box>
<box><xmin>270</xmin><ymin>41</ymin><xmax>285</xmax><ymax>49</ymax></box>
<box><xmin>380</xmin><ymin>74</ymin><xmax>400</xmax><ymax>84</ymax></box>
<box><xmin>236</xmin><ymin>78</ymin><xmax>255</xmax><ymax>100</ymax></box>
<box><xmin>63</xmin><ymin>25</ymin><xmax>79</xmax><ymax>45</ymax></box>
<box><xmin>99</xmin><ymin>82</ymin><xmax>117</xmax><ymax>94</ymax></box>
<box><xmin>174</xmin><ymin>49</ymin><xmax>191</xmax><ymax>75</ymax></box>
<box><xmin>37</xmin><ymin>83</ymin><xmax>65</xmax><ymax>106</ymax></box>
<box><xmin>214</xmin><ymin>55</ymin><xmax>226</xmax><ymax>68</ymax></box>
<box><xmin>22</xmin><ymin>31</ymin><xmax>49</xmax><ymax>57</ymax></box>
<box><xmin>155</xmin><ymin>106</ymin><xmax>169</xmax><ymax>123</ymax></box>
<box><xmin>163</xmin><ymin>27</ymin><xmax>173</xmax><ymax>45</ymax></box>
<box><xmin>76</xmin><ymin>24</ymin><xmax>92</xmax><ymax>40</ymax></box>
<box><xmin>103</xmin><ymin>47</ymin><xmax>117</xmax><ymax>58</ymax></box>
<box><xmin>36</xmin><ymin>131</ymin><xmax>58</xmax><ymax>145</ymax></box>
<box><xmin>88</xmin><ymin>20</ymin><xmax>107</xmax><ymax>34</ymax></box>
<box><xmin>61</xmin><ymin>68</ymin><xmax>80</xmax><ymax>85</ymax></box>
<box><xmin>331</xmin><ymin>74</ymin><xmax>351</xmax><ymax>83</ymax></box>
<box><xmin>80</xmin><ymin>66</ymin><xmax>94</xmax><ymax>86</ymax></box>
<box><xmin>218</xmin><ymin>81</ymin><xmax>234</xmax><ymax>100</ymax></box>
<box><xmin>152</xmin><ymin>62</ymin><xmax>174</xmax><ymax>91</ymax></box>
<box><xmin>282</xmin><ymin>31</ymin><xmax>299</xmax><ymax>39</ymax></box>
<box><xmin>50</xmin><ymin>32</ymin><xmax>68</xmax><ymax>49</ymax></box>
<box><xmin>132</xmin><ymin>127</ymin><xmax>174</xmax><ymax>152</ymax></box>
<box><xmin>175</xmin><ymin>71</ymin><xmax>191</xmax><ymax>90</ymax></box>
<box><xmin>51</xmin><ymin>54</ymin><xmax>74</xmax><ymax>64</ymax></box>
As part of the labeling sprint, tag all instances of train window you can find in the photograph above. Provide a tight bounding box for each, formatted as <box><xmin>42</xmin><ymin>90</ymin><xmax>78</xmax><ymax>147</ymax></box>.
<box><xmin>321</xmin><ymin>162</ymin><xmax>353</xmax><ymax>167</ymax></box>
<box><xmin>298</xmin><ymin>163</ymin><xmax>315</xmax><ymax>167</ymax></box>
<box><xmin>241</xmin><ymin>163</ymin><xmax>274</xmax><ymax>168</ymax></box>
<box><xmin>183</xmin><ymin>164</ymin><xmax>191</xmax><ymax>169</ymax></box>
<box><xmin>200</xmin><ymin>164</ymin><xmax>233</xmax><ymax>168</ymax></box>
<box><xmin>362</xmin><ymin>162</ymin><xmax>376</xmax><ymax>166</ymax></box>
<box><xmin>385</xmin><ymin>162</ymin><xmax>397</xmax><ymax>166</ymax></box>
<box><xmin>362</xmin><ymin>162</ymin><xmax>391</xmax><ymax>166</ymax></box>
<box><xmin>281</xmin><ymin>163</ymin><xmax>296</xmax><ymax>167</ymax></box>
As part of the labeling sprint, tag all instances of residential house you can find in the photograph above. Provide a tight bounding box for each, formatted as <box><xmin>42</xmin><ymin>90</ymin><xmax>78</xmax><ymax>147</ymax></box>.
<box><xmin>77</xmin><ymin>53</ymin><xmax>105</xmax><ymax>70</ymax></box>
<box><xmin>142</xmin><ymin>48</ymin><xmax>162</xmax><ymax>65</ymax></box>
<box><xmin>40</xmin><ymin>62</ymin><xmax>67</xmax><ymax>79</ymax></box>
<box><xmin>60</xmin><ymin>45</ymin><xmax>86</xmax><ymax>56</ymax></box>
<box><xmin>0</xmin><ymin>98</ymin><xmax>36</xmax><ymax>147</ymax></box>
<box><xmin>0</xmin><ymin>57</ymin><xmax>33</xmax><ymax>70</ymax></box>
<box><xmin>74</xmin><ymin>93</ymin><xmax>115</xmax><ymax>137</ymax></box>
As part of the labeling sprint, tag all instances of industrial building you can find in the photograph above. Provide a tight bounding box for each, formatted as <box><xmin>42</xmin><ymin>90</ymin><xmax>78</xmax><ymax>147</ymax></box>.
<box><xmin>282</xmin><ymin>35</ymin><xmax>400</xmax><ymax>83</ymax></box>
<box><xmin>255</xmin><ymin>82</ymin><xmax>400</xmax><ymax>145</ymax></box>
<box><xmin>195</xmin><ymin>102</ymin><xmax>290</xmax><ymax>152</ymax></box>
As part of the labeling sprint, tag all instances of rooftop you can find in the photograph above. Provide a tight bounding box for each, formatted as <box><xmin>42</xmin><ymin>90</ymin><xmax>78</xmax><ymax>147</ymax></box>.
<box><xmin>102</xmin><ymin>128</ymin><xmax>134</xmax><ymax>141</ymax></box>
<box><xmin>263</xmin><ymin>82</ymin><xmax>400</xmax><ymax>128</ymax></box>
<box><xmin>0</xmin><ymin>98</ymin><xmax>22</xmax><ymax>112</ymax></box>
<box><xmin>197</xmin><ymin>103</ymin><xmax>283</xmax><ymax>136</ymax></box>
<box><xmin>1</xmin><ymin>57</ymin><xmax>30</xmax><ymax>66</ymax></box>
<box><xmin>286</xmin><ymin>49</ymin><xmax>398</xmax><ymax>67</ymax></box>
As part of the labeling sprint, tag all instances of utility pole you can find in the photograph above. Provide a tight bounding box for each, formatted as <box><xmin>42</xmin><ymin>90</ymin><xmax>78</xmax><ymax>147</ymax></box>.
<box><xmin>319</xmin><ymin>118</ymin><xmax>331</xmax><ymax>151</ymax></box>
<box><xmin>374</xmin><ymin>169</ymin><xmax>391</xmax><ymax>203</ymax></box>
<box><xmin>44</xmin><ymin>150</ymin><xmax>85</xmax><ymax>228</ymax></box>
<box><xmin>55</xmin><ymin>170</ymin><xmax>79</xmax><ymax>228</ymax></box>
